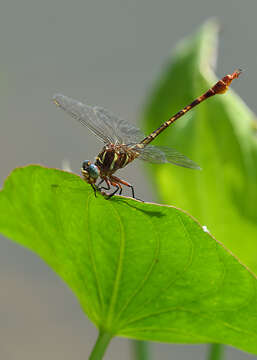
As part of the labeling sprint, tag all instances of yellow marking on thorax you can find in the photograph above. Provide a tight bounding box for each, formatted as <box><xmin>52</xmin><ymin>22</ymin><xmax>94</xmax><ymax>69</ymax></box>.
<box><xmin>109</xmin><ymin>152</ymin><xmax>118</xmax><ymax>171</ymax></box>
<box><xmin>96</xmin><ymin>156</ymin><xmax>103</xmax><ymax>164</ymax></box>
<box><xmin>101</xmin><ymin>151</ymin><xmax>107</xmax><ymax>163</ymax></box>
<box><xmin>122</xmin><ymin>154</ymin><xmax>129</xmax><ymax>168</ymax></box>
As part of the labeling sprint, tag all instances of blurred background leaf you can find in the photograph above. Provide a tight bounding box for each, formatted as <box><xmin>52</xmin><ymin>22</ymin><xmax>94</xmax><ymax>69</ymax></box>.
<box><xmin>142</xmin><ymin>20</ymin><xmax>257</xmax><ymax>274</ymax></box>
<box><xmin>1</xmin><ymin>0</ymin><xmax>257</xmax><ymax>357</ymax></box>
<box><xmin>1</xmin><ymin>165</ymin><xmax>257</xmax><ymax>356</ymax></box>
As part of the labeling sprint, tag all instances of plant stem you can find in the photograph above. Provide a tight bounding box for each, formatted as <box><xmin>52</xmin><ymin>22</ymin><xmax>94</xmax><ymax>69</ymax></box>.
<box><xmin>132</xmin><ymin>340</ymin><xmax>150</xmax><ymax>360</ymax></box>
<box><xmin>207</xmin><ymin>344</ymin><xmax>224</xmax><ymax>360</ymax></box>
<box><xmin>89</xmin><ymin>330</ymin><xmax>113</xmax><ymax>360</ymax></box>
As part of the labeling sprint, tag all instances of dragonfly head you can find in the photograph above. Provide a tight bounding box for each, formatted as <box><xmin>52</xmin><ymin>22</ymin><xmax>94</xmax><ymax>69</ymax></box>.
<box><xmin>81</xmin><ymin>160</ymin><xmax>100</xmax><ymax>184</ymax></box>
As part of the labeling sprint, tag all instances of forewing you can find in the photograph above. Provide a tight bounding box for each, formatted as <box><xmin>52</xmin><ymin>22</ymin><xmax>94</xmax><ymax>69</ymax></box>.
<box><xmin>53</xmin><ymin>94</ymin><xmax>116</xmax><ymax>144</ymax></box>
<box><xmin>93</xmin><ymin>106</ymin><xmax>144</xmax><ymax>144</ymax></box>
<box><xmin>138</xmin><ymin>145</ymin><xmax>201</xmax><ymax>170</ymax></box>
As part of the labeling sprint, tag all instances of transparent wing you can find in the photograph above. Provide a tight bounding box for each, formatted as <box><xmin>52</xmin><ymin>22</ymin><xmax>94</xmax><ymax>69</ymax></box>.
<box><xmin>52</xmin><ymin>94</ymin><xmax>144</xmax><ymax>145</ymax></box>
<box><xmin>93</xmin><ymin>106</ymin><xmax>144</xmax><ymax>144</ymax></box>
<box><xmin>137</xmin><ymin>145</ymin><xmax>201</xmax><ymax>170</ymax></box>
<box><xmin>53</xmin><ymin>94</ymin><xmax>115</xmax><ymax>143</ymax></box>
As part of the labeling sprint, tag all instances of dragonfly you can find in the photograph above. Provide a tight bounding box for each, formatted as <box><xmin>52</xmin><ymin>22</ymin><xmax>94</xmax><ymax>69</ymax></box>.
<box><xmin>53</xmin><ymin>69</ymin><xmax>241</xmax><ymax>199</ymax></box>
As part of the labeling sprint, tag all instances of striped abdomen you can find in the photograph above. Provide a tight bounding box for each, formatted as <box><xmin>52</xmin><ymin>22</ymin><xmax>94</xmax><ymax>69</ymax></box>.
<box><xmin>140</xmin><ymin>69</ymin><xmax>241</xmax><ymax>147</ymax></box>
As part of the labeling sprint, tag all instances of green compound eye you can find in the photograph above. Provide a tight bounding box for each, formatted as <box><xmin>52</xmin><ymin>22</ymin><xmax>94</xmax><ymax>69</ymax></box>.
<box><xmin>54</xmin><ymin>69</ymin><xmax>241</xmax><ymax>198</ymax></box>
<box><xmin>82</xmin><ymin>160</ymin><xmax>91</xmax><ymax>171</ymax></box>
<box><xmin>87</xmin><ymin>164</ymin><xmax>100</xmax><ymax>179</ymax></box>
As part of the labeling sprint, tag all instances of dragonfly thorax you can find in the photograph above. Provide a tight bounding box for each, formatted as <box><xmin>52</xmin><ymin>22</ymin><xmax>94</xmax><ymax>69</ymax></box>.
<box><xmin>54</xmin><ymin>69</ymin><xmax>241</xmax><ymax>198</ymax></box>
<box><xmin>81</xmin><ymin>160</ymin><xmax>100</xmax><ymax>184</ymax></box>
<box><xmin>95</xmin><ymin>143</ymin><xmax>139</xmax><ymax>177</ymax></box>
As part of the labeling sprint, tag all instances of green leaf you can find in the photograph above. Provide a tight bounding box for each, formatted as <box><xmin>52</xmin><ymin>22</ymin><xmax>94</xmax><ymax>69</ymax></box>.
<box><xmin>142</xmin><ymin>20</ymin><xmax>257</xmax><ymax>273</ymax></box>
<box><xmin>1</xmin><ymin>165</ymin><xmax>257</xmax><ymax>355</ymax></box>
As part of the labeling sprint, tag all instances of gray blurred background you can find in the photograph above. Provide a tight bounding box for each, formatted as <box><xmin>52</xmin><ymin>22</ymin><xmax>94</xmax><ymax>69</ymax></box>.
<box><xmin>0</xmin><ymin>0</ymin><xmax>256</xmax><ymax>359</ymax></box>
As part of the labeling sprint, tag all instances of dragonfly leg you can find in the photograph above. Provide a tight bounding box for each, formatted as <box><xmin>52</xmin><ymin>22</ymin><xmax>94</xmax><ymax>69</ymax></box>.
<box><xmin>110</xmin><ymin>175</ymin><xmax>135</xmax><ymax>199</ymax></box>
<box><xmin>107</xmin><ymin>184</ymin><xmax>121</xmax><ymax>199</ymax></box>
<box><xmin>97</xmin><ymin>178</ymin><xmax>105</xmax><ymax>187</ymax></box>
<box><xmin>97</xmin><ymin>177</ymin><xmax>122</xmax><ymax>199</ymax></box>
<box><xmin>98</xmin><ymin>178</ymin><xmax>111</xmax><ymax>192</ymax></box>
<box><xmin>104</xmin><ymin>178</ymin><xmax>121</xmax><ymax>199</ymax></box>
<box><xmin>90</xmin><ymin>184</ymin><xmax>97</xmax><ymax>197</ymax></box>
